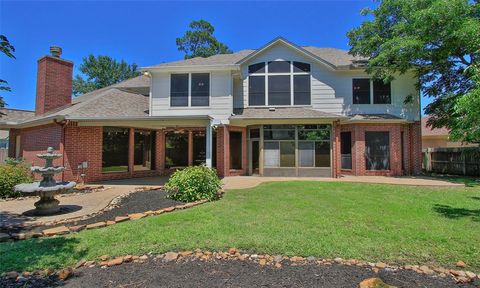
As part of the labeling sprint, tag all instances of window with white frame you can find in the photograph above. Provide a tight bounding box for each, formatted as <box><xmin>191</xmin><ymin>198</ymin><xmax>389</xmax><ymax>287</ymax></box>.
<box><xmin>170</xmin><ymin>73</ymin><xmax>210</xmax><ymax>107</ymax></box>
<box><xmin>248</xmin><ymin>61</ymin><xmax>311</xmax><ymax>106</ymax></box>
<box><xmin>352</xmin><ymin>78</ymin><xmax>391</xmax><ymax>104</ymax></box>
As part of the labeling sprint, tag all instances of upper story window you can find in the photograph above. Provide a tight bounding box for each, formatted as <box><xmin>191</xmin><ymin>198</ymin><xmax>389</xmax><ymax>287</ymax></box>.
<box><xmin>248</xmin><ymin>61</ymin><xmax>311</xmax><ymax>106</ymax></box>
<box><xmin>170</xmin><ymin>73</ymin><xmax>210</xmax><ymax>107</ymax></box>
<box><xmin>352</xmin><ymin>78</ymin><xmax>391</xmax><ymax>104</ymax></box>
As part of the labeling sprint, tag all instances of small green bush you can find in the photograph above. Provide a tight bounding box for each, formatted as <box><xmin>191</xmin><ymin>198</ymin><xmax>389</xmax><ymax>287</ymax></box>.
<box><xmin>0</xmin><ymin>161</ymin><xmax>33</xmax><ymax>198</ymax></box>
<box><xmin>165</xmin><ymin>165</ymin><xmax>221</xmax><ymax>202</ymax></box>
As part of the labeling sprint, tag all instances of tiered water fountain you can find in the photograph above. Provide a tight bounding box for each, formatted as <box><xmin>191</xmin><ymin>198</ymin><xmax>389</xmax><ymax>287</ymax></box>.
<box><xmin>14</xmin><ymin>147</ymin><xmax>76</xmax><ymax>216</ymax></box>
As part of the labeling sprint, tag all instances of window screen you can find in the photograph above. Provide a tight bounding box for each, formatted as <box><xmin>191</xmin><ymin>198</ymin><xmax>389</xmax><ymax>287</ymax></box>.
<box><xmin>249</xmin><ymin>76</ymin><xmax>265</xmax><ymax>106</ymax></box>
<box><xmin>365</xmin><ymin>132</ymin><xmax>390</xmax><ymax>170</ymax></box>
<box><xmin>191</xmin><ymin>73</ymin><xmax>209</xmax><ymax>106</ymax></box>
<box><xmin>264</xmin><ymin>142</ymin><xmax>279</xmax><ymax>167</ymax></box>
<box><xmin>294</xmin><ymin>75</ymin><xmax>311</xmax><ymax>105</ymax></box>
<box><xmin>170</xmin><ymin>74</ymin><xmax>189</xmax><ymax>107</ymax></box>
<box><xmin>268</xmin><ymin>75</ymin><xmax>291</xmax><ymax>105</ymax></box>
<box><xmin>293</xmin><ymin>62</ymin><xmax>310</xmax><ymax>72</ymax></box>
<box><xmin>373</xmin><ymin>80</ymin><xmax>391</xmax><ymax>104</ymax></box>
<box><xmin>353</xmin><ymin>79</ymin><xmax>370</xmax><ymax>104</ymax></box>
<box><xmin>299</xmin><ymin>142</ymin><xmax>315</xmax><ymax>167</ymax></box>
<box><xmin>268</xmin><ymin>61</ymin><xmax>290</xmax><ymax>73</ymax></box>
<box><xmin>248</xmin><ymin>62</ymin><xmax>265</xmax><ymax>74</ymax></box>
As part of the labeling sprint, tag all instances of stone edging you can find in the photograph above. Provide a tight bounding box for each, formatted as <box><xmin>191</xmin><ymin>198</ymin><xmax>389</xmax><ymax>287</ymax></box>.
<box><xmin>1</xmin><ymin>249</ymin><xmax>478</xmax><ymax>284</ymax></box>
<box><xmin>0</xmin><ymin>198</ymin><xmax>209</xmax><ymax>242</ymax></box>
<box><xmin>0</xmin><ymin>186</ymin><xmax>110</xmax><ymax>202</ymax></box>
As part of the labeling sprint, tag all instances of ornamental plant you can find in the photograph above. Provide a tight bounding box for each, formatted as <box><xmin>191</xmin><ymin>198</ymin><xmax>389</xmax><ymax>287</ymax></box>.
<box><xmin>0</xmin><ymin>160</ymin><xmax>33</xmax><ymax>198</ymax></box>
<box><xmin>165</xmin><ymin>165</ymin><xmax>221</xmax><ymax>202</ymax></box>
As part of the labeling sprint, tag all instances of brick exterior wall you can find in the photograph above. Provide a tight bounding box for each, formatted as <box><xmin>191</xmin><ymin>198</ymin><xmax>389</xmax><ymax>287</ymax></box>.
<box><xmin>8</xmin><ymin>124</ymin><xmax>64</xmax><ymax>181</ymax></box>
<box><xmin>334</xmin><ymin>122</ymin><xmax>422</xmax><ymax>177</ymax></box>
<box><xmin>9</xmin><ymin>121</ymin><xmax>421</xmax><ymax>182</ymax></box>
<box><xmin>35</xmin><ymin>56</ymin><xmax>73</xmax><ymax>116</ymax></box>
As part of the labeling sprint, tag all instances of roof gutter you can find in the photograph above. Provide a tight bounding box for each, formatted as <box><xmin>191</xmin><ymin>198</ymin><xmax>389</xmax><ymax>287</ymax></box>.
<box><xmin>0</xmin><ymin>115</ymin><xmax>65</xmax><ymax>129</ymax></box>
<box><xmin>65</xmin><ymin>115</ymin><xmax>213</xmax><ymax>121</ymax></box>
<box><xmin>140</xmin><ymin>64</ymin><xmax>240</xmax><ymax>73</ymax></box>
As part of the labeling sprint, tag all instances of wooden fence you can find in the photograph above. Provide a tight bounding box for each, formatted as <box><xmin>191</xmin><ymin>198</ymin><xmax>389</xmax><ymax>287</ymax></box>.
<box><xmin>0</xmin><ymin>148</ymin><xmax>7</xmax><ymax>164</ymax></box>
<box><xmin>423</xmin><ymin>147</ymin><xmax>480</xmax><ymax>176</ymax></box>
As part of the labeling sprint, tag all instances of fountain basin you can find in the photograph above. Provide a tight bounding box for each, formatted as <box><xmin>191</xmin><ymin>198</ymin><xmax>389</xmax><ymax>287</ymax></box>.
<box><xmin>15</xmin><ymin>182</ymin><xmax>76</xmax><ymax>215</ymax></box>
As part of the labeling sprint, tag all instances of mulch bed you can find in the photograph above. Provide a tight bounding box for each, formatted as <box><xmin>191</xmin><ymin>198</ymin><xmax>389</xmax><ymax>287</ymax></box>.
<box><xmin>1</xmin><ymin>257</ymin><xmax>477</xmax><ymax>288</ymax></box>
<box><xmin>1</xmin><ymin>190</ymin><xmax>183</xmax><ymax>235</ymax></box>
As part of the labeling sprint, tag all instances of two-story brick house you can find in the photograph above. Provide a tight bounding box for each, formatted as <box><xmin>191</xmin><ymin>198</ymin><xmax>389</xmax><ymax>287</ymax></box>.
<box><xmin>0</xmin><ymin>37</ymin><xmax>422</xmax><ymax>182</ymax></box>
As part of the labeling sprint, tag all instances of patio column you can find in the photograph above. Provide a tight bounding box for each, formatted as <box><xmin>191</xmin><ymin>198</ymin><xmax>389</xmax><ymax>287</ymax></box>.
<box><xmin>188</xmin><ymin>130</ymin><xmax>193</xmax><ymax>166</ymax></box>
<box><xmin>205</xmin><ymin>120</ymin><xmax>213</xmax><ymax>168</ymax></box>
<box><xmin>128</xmin><ymin>127</ymin><xmax>134</xmax><ymax>175</ymax></box>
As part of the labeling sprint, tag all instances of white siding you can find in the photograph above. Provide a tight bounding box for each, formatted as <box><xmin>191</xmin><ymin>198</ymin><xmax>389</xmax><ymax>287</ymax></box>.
<box><xmin>240</xmin><ymin>43</ymin><xmax>420</xmax><ymax>120</ymax></box>
<box><xmin>149</xmin><ymin>42</ymin><xmax>420</xmax><ymax>122</ymax></box>
<box><xmin>150</xmin><ymin>71</ymin><xmax>233</xmax><ymax>121</ymax></box>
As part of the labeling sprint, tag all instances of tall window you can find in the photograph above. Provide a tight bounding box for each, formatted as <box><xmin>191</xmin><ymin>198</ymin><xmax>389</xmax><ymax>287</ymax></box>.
<box><xmin>353</xmin><ymin>79</ymin><xmax>391</xmax><ymax>104</ymax></box>
<box><xmin>352</xmin><ymin>79</ymin><xmax>370</xmax><ymax>104</ymax></box>
<box><xmin>373</xmin><ymin>80</ymin><xmax>391</xmax><ymax>104</ymax></box>
<box><xmin>248</xmin><ymin>61</ymin><xmax>311</xmax><ymax>106</ymax></box>
<box><xmin>165</xmin><ymin>131</ymin><xmax>188</xmax><ymax>168</ymax></box>
<box><xmin>170</xmin><ymin>74</ymin><xmax>189</xmax><ymax>107</ymax></box>
<box><xmin>134</xmin><ymin>130</ymin><xmax>155</xmax><ymax>171</ymax></box>
<box><xmin>191</xmin><ymin>73</ymin><xmax>209</xmax><ymax>106</ymax></box>
<box><xmin>230</xmin><ymin>131</ymin><xmax>242</xmax><ymax>169</ymax></box>
<box><xmin>170</xmin><ymin>73</ymin><xmax>210</xmax><ymax>107</ymax></box>
<box><xmin>365</xmin><ymin>132</ymin><xmax>390</xmax><ymax>170</ymax></box>
<box><xmin>102</xmin><ymin>127</ymin><xmax>129</xmax><ymax>173</ymax></box>
<box><xmin>340</xmin><ymin>132</ymin><xmax>352</xmax><ymax>169</ymax></box>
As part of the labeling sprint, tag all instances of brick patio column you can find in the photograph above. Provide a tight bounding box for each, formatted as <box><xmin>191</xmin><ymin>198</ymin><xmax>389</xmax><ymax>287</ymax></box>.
<box><xmin>411</xmin><ymin>121</ymin><xmax>422</xmax><ymax>175</ymax></box>
<box><xmin>188</xmin><ymin>130</ymin><xmax>193</xmax><ymax>166</ymax></box>
<box><xmin>128</xmin><ymin>128</ymin><xmax>134</xmax><ymax>175</ymax></box>
<box><xmin>241</xmin><ymin>127</ymin><xmax>247</xmax><ymax>175</ymax></box>
<box><xmin>155</xmin><ymin>129</ymin><xmax>165</xmax><ymax>175</ymax></box>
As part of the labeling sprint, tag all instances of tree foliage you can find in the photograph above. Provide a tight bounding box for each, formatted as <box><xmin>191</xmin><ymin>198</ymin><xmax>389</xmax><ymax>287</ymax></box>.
<box><xmin>176</xmin><ymin>20</ymin><xmax>232</xmax><ymax>59</ymax></box>
<box><xmin>72</xmin><ymin>55</ymin><xmax>140</xmax><ymax>96</ymax></box>
<box><xmin>0</xmin><ymin>35</ymin><xmax>16</xmax><ymax>108</ymax></box>
<box><xmin>348</xmin><ymin>0</ymin><xmax>480</xmax><ymax>143</ymax></box>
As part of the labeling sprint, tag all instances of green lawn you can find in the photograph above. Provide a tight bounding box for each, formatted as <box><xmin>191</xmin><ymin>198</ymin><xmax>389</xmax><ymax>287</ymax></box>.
<box><xmin>1</xmin><ymin>181</ymin><xmax>480</xmax><ymax>273</ymax></box>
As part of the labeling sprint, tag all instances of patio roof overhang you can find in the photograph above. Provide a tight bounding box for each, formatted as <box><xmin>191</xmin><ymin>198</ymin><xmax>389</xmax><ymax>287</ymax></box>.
<box><xmin>72</xmin><ymin>115</ymin><xmax>213</xmax><ymax>129</ymax></box>
<box><xmin>228</xmin><ymin>117</ymin><xmax>342</xmax><ymax>127</ymax></box>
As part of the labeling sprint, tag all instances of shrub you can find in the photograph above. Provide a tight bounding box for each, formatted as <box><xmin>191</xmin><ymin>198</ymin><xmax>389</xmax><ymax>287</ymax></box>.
<box><xmin>0</xmin><ymin>161</ymin><xmax>33</xmax><ymax>198</ymax></box>
<box><xmin>164</xmin><ymin>165</ymin><xmax>221</xmax><ymax>202</ymax></box>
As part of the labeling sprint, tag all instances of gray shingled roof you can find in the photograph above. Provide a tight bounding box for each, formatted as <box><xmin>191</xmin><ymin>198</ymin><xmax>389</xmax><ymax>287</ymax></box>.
<box><xmin>231</xmin><ymin>107</ymin><xmax>344</xmax><ymax>119</ymax></box>
<box><xmin>145</xmin><ymin>47</ymin><xmax>363</xmax><ymax>69</ymax></box>
<box><xmin>0</xmin><ymin>108</ymin><xmax>35</xmax><ymax>122</ymax></box>
<box><xmin>348</xmin><ymin>114</ymin><xmax>404</xmax><ymax>121</ymax></box>
<box><xmin>145</xmin><ymin>50</ymin><xmax>255</xmax><ymax>68</ymax></box>
<box><xmin>0</xmin><ymin>76</ymin><xmax>151</xmax><ymax>126</ymax></box>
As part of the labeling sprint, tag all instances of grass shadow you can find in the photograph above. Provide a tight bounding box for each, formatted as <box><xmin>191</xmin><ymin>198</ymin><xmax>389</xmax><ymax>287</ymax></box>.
<box><xmin>433</xmin><ymin>204</ymin><xmax>480</xmax><ymax>222</ymax></box>
<box><xmin>424</xmin><ymin>173</ymin><xmax>480</xmax><ymax>187</ymax></box>
<box><xmin>0</xmin><ymin>236</ymin><xmax>87</xmax><ymax>273</ymax></box>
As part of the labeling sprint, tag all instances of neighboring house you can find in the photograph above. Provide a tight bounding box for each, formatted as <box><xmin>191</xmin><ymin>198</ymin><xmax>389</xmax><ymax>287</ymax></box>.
<box><xmin>422</xmin><ymin>116</ymin><xmax>477</xmax><ymax>149</ymax></box>
<box><xmin>0</xmin><ymin>37</ymin><xmax>422</xmax><ymax>182</ymax></box>
<box><xmin>0</xmin><ymin>108</ymin><xmax>35</xmax><ymax>152</ymax></box>
<box><xmin>0</xmin><ymin>130</ymin><xmax>8</xmax><ymax>149</ymax></box>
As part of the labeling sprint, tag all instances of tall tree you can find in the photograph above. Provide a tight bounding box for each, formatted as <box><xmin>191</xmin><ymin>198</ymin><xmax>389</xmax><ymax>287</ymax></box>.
<box><xmin>176</xmin><ymin>20</ymin><xmax>232</xmax><ymax>59</ymax></box>
<box><xmin>73</xmin><ymin>55</ymin><xmax>140</xmax><ymax>96</ymax></box>
<box><xmin>0</xmin><ymin>35</ymin><xmax>16</xmax><ymax>108</ymax></box>
<box><xmin>348</xmin><ymin>0</ymin><xmax>480</xmax><ymax>143</ymax></box>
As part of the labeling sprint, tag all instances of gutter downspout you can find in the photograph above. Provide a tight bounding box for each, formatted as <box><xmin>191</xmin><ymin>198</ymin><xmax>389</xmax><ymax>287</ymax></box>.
<box><xmin>54</xmin><ymin>119</ymin><xmax>69</xmax><ymax>182</ymax></box>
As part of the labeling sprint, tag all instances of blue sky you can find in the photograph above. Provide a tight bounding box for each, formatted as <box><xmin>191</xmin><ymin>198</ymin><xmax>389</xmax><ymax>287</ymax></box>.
<box><xmin>0</xmin><ymin>0</ymin><xmax>429</xmax><ymax>113</ymax></box>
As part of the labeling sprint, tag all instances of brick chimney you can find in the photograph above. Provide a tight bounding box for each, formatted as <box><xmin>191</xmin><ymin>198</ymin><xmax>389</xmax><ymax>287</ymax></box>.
<box><xmin>35</xmin><ymin>46</ymin><xmax>73</xmax><ymax>115</ymax></box>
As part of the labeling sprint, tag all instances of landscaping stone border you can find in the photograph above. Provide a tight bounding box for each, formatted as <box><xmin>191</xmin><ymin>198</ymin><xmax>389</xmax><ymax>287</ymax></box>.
<box><xmin>0</xmin><ymin>196</ymin><xmax>209</xmax><ymax>242</ymax></box>
<box><xmin>1</xmin><ymin>186</ymin><xmax>160</xmax><ymax>232</ymax></box>
<box><xmin>1</xmin><ymin>249</ymin><xmax>478</xmax><ymax>285</ymax></box>
<box><xmin>0</xmin><ymin>186</ymin><xmax>110</xmax><ymax>202</ymax></box>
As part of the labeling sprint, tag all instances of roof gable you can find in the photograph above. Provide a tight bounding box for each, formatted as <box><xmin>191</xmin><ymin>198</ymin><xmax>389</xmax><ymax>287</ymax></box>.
<box><xmin>236</xmin><ymin>37</ymin><xmax>337</xmax><ymax>70</ymax></box>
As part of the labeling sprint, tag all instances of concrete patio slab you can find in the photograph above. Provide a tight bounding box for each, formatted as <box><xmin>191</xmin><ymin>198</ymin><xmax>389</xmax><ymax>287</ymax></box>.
<box><xmin>221</xmin><ymin>175</ymin><xmax>465</xmax><ymax>190</ymax></box>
